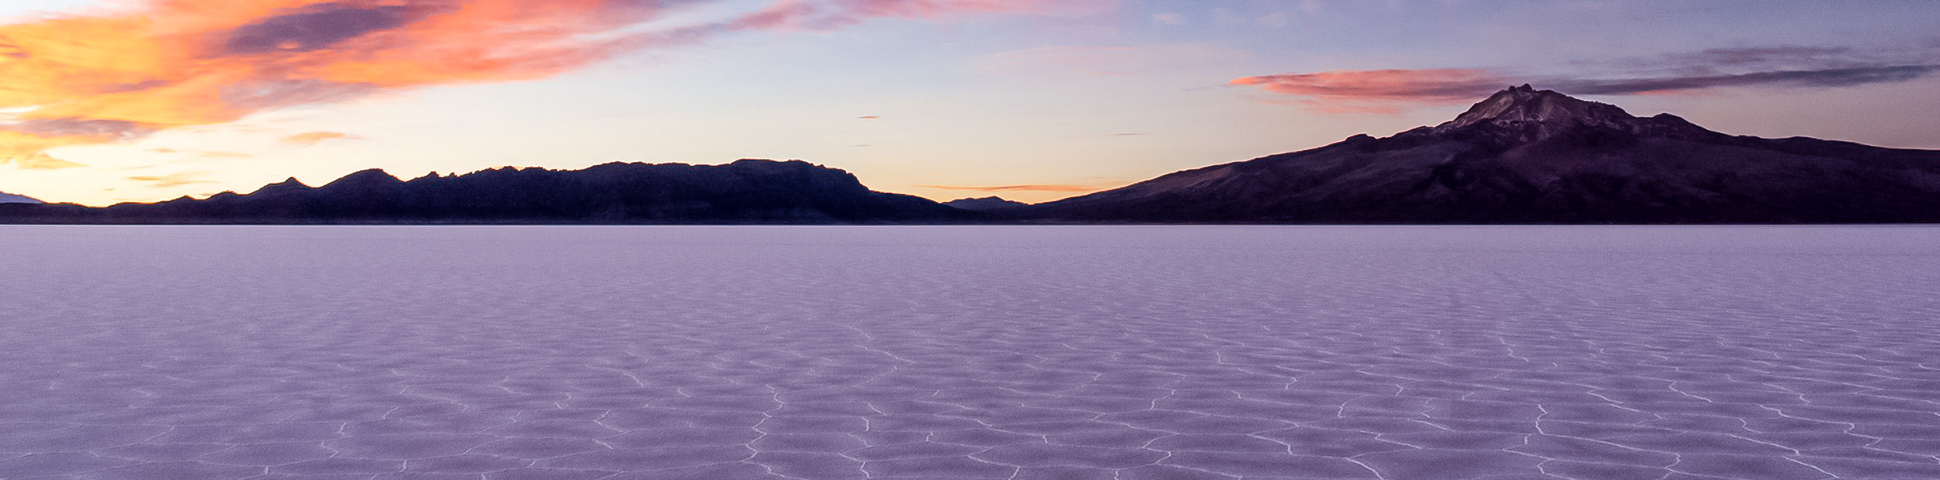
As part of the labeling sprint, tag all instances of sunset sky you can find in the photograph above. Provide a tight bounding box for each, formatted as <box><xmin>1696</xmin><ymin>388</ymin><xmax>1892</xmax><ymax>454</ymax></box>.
<box><xmin>1</xmin><ymin>0</ymin><xmax>1937</xmax><ymax>206</ymax></box>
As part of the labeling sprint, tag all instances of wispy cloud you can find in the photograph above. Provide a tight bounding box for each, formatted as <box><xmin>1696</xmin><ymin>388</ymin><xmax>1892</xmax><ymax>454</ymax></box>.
<box><xmin>148</xmin><ymin>148</ymin><xmax>252</xmax><ymax>159</ymax></box>
<box><xmin>979</xmin><ymin>43</ymin><xmax>1249</xmax><ymax>78</ymax></box>
<box><xmin>1657</xmin><ymin>47</ymin><xmax>1855</xmax><ymax>70</ymax></box>
<box><xmin>1554</xmin><ymin>66</ymin><xmax>1938</xmax><ymax>95</ymax></box>
<box><xmin>1230</xmin><ymin>69</ymin><xmax>1507</xmax><ymax>113</ymax></box>
<box><xmin>1234</xmin><ymin>46</ymin><xmax>1940</xmax><ymax>112</ymax></box>
<box><xmin>195</xmin><ymin>151</ymin><xmax>253</xmax><ymax>159</ymax></box>
<box><xmin>282</xmin><ymin>131</ymin><xmax>358</xmax><ymax>145</ymax></box>
<box><xmin>722</xmin><ymin>0</ymin><xmax>1102</xmax><ymax>32</ymax></box>
<box><xmin>0</xmin><ymin>131</ymin><xmax>91</xmax><ymax>169</ymax></box>
<box><xmin>127</xmin><ymin>172</ymin><xmax>216</xmax><ymax>188</ymax></box>
<box><xmin>0</xmin><ymin>0</ymin><xmax>1101</xmax><ymax>168</ymax></box>
<box><xmin>920</xmin><ymin>183</ymin><xmax>1098</xmax><ymax>192</ymax></box>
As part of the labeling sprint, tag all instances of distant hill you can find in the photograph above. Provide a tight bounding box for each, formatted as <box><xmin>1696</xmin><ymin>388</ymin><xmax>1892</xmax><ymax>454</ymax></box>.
<box><xmin>1028</xmin><ymin>85</ymin><xmax>1940</xmax><ymax>224</ymax></box>
<box><xmin>943</xmin><ymin>196</ymin><xmax>1030</xmax><ymax>212</ymax></box>
<box><xmin>0</xmin><ymin>191</ymin><xmax>41</xmax><ymax>204</ymax></box>
<box><xmin>0</xmin><ymin>159</ymin><xmax>977</xmax><ymax>224</ymax></box>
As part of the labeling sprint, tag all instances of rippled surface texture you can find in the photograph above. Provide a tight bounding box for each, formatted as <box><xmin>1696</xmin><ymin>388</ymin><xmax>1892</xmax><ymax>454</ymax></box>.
<box><xmin>4</xmin><ymin>226</ymin><xmax>1940</xmax><ymax>480</ymax></box>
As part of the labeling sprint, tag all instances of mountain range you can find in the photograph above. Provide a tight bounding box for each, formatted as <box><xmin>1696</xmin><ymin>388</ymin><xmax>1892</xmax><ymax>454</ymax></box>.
<box><xmin>4</xmin><ymin>86</ymin><xmax>1938</xmax><ymax>224</ymax></box>
<box><xmin>1</xmin><ymin>160</ymin><xmax>970</xmax><ymax>224</ymax></box>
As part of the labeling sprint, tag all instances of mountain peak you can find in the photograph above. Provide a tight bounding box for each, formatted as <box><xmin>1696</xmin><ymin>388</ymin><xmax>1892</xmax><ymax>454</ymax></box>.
<box><xmin>1438</xmin><ymin>85</ymin><xmax>1634</xmax><ymax>136</ymax></box>
<box><xmin>325</xmin><ymin>169</ymin><xmax>402</xmax><ymax>187</ymax></box>
<box><xmin>943</xmin><ymin>196</ymin><xmax>1030</xmax><ymax>212</ymax></box>
<box><xmin>249</xmin><ymin>177</ymin><xmax>311</xmax><ymax>195</ymax></box>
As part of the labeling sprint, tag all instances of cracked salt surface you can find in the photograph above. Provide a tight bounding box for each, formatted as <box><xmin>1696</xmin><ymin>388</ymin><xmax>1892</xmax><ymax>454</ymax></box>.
<box><xmin>3</xmin><ymin>225</ymin><xmax>1939</xmax><ymax>480</ymax></box>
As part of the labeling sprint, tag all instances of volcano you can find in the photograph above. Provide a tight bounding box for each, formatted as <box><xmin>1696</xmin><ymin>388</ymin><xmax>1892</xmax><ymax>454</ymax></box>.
<box><xmin>1028</xmin><ymin>85</ymin><xmax>1940</xmax><ymax>223</ymax></box>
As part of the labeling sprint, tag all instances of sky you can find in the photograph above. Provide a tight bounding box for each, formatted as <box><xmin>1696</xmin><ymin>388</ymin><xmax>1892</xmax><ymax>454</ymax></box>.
<box><xmin>0</xmin><ymin>0</ymin><xmax>1937</xmax><ymax>206</ymax></box>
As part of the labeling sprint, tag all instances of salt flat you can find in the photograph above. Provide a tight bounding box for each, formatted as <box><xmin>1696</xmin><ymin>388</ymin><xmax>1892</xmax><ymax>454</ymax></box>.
<box><xmin>2</xmin><ymin>225</ymin><xmax>1938</xmax><ymax>480</ymax></box>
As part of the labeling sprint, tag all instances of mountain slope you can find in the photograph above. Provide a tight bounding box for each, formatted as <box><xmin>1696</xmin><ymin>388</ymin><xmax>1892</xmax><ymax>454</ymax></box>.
<box><xmin>1030</xmin><ymin>85</ymin><xmax>1940</xmax><ymax>223</ymax></box>
<box><xmin>0</xmin><ymin>191</ymin><xmax>41</xmax><ymax>204</ymax></box>
<box><xmin>3</xmin><ymin>159</ymin><xmax>976</xmax><ymax>224</ymax></box>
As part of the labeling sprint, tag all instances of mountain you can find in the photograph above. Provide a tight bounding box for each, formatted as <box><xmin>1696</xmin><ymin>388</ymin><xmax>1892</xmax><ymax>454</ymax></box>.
<box><xmin>0</xmin><ymin>159</ymin><xmax>977</xmax><ymax>224</ymax></box>
<box><xmin>0</xmin><ymin>191</ymin><xmax>41</xmax><ymax>204</ymax></box>
<box><xmin>6</xmin><ymin>89</ymin><xmax>1938</xmax><ymax>225</ymax></box>
<box><xmin>943</xmin><ymin>196</ymin><xmax>1031</xmax><ymax>212</ymax></box>
<box><xmin>1029</xmin><ymin>85</ymin><xmax>1940</xmax><ymax>223</ymax></box>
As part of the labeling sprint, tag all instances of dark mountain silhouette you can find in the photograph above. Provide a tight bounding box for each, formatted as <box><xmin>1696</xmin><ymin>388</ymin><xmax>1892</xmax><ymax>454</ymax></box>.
<box><xmin>0</xmin><ymin>159</ymin><xmax>977</xmax><ymax>224</ymax></box>
<box><xmin>5</xmin><ymin>87</ymin><xmax>1939</xmax><ymax>224</ymax></box>
<box><xmin>1028</xmin><ymin>85</ymin><xmax>1940</xmax><ymax>223</ymax></box>
<box><xmin>942</xmin><ymin>196</ymin><xmax>1030</xmax><ymax>212</ymax></box>
<box><xmin>0</xmin><ymin>191</ymin><xmax>41</xmax><ymax>204</ymax></box>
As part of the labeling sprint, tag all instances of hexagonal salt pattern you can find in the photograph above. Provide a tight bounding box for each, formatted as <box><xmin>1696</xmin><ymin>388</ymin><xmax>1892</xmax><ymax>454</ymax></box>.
<box><xmin>3</xmin><ymin>225</ymin><xmax>1939</xmax><ymax>480</ymax></box>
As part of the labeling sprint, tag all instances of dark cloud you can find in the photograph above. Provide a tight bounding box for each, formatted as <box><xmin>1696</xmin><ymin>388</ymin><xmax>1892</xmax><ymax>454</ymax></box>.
<box><xmin>1600</xmin><ymin>46</ymin><xmax>1862</xmax><ymax>76</ymax></box>
<box><xmin>1554</xmin><ymin>65</ymin><xmax>1939</xmax><ymax>95</ymax></box>
<box><xmin>1590</xmin><ymin>44</ymin><xmax>1940</xmax><ymax>89</ymax></box>
<box><xmin>1679</xmin><ymin>46</ymin><xmax>1852</xmax><ymax>67</ymax></box>
<box><xmin>225</xmin><ymin>3</ymin><xmax>422</xmax><ymax>55</ymax></box>
<box><xmin>1233</xmin><ymin>44</ymin><xmax>1940</xmax><ymax>113</ymax></box>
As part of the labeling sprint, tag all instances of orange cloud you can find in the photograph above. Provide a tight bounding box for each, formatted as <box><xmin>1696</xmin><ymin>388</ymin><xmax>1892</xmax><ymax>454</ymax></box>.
<box><xmin>282</xmin><ymin>131</ymin><xmax>356</xmax><ymax>145</ymax></box>
<box><xmin>0</xmin><ymin>0</ymin><xmax>1096</xmax><ymax>167</ymax></box>
<box><xmin>0</xmin><ymin>0</ymin><xmax>682</xmax><ymax>167</ymax></box>
<box><xmin>0</xmin><ymin>131</ymin><xmax>96</xmax><ymax>169</ymax></box>
<box><xmin>127</xmin><ymin>171</ymin><xmax>216</xmax><ymax>188</ymax></box>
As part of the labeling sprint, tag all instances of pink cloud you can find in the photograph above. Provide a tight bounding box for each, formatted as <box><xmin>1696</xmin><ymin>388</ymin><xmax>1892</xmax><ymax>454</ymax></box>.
<box><xmin>1231</xmin><ymin>69</ymin><xmax>1509</xmax><ymax>103</ymax></box>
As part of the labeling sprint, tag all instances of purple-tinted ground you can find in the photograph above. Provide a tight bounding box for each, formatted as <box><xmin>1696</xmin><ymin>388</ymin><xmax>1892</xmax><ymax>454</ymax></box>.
<box><xmin>3</xmin><ymin>225</ymin><xmax>1939</xmax><ymax>480</ymax></box>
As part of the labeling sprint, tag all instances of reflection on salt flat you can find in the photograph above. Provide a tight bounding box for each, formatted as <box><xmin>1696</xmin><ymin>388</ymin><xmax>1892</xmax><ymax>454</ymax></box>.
<box><xmin>2</xmin><ymin>226</ymin><xmax>1938</xmax><ymax>479</ymax></box>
